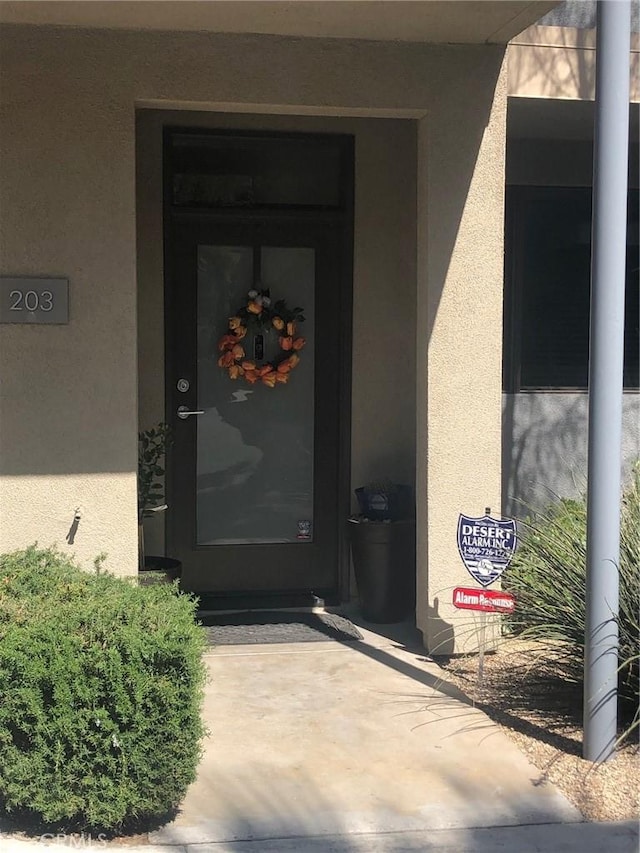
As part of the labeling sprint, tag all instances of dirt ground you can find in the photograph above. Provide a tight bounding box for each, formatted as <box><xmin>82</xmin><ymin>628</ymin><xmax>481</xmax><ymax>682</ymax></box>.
<box><xmin>434</xmin><ymin>638</ymin><xmax>639</xmax><ymax>822</ymax></box>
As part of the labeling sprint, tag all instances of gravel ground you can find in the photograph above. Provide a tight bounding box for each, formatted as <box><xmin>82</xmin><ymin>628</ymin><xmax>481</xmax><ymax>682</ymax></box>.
<box><xmin>434</xmin><ymin>638</ymin><xmax>639</xmax><ymax>822</ymax></box>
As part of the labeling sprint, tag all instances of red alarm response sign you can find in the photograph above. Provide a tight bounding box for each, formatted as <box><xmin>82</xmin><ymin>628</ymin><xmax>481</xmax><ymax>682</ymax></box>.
<box><xmin>453</xmin><ymin>587</ymin><xmax>516</xmax><ymax>614</ymax></box>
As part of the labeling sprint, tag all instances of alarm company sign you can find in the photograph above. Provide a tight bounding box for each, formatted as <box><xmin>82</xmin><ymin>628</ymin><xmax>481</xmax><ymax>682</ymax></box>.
<box><xmin>457</xmin><ymin>514</ymin><xmax>517</xmax><ymax>587</ymax></box>
<box><xmin>453</xmin><ymin>587</ymin><xmax>516</xmax><ymax>614</ymax></box>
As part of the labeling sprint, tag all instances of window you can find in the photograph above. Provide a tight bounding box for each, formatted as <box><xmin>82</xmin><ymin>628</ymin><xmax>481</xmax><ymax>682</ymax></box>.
<box><xmin>167</xmin><ymin>129</ymin><xmax>348</xmax><ymax>211</ymax></box>
<box><xmin>504</xmin><ymin>186</ymin><xmax>639</xmax><ymax>391</ymax></box>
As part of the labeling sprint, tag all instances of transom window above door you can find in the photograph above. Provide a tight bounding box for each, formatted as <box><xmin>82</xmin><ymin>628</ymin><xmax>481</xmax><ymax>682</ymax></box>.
<box><xmin>168</xmin><ymin>130</ymin><xmax>349</xmax><ymax>211</ymax></box>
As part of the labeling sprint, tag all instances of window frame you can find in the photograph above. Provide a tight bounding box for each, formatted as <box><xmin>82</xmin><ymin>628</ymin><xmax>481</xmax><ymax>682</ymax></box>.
<box><xmin>503</xmin><ymin>184</ymin><xmax>639</xmax><ymax>393</ymax></box>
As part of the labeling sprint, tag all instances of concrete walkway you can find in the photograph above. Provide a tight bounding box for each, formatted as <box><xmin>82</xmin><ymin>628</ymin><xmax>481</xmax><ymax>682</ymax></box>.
<box><xmin>3</xmin><ymin>821</ymin><xmax>639</xmax><ymax>853</ymax></box>
<box><xmin>2</xmin><ymin>618</ymin><xmax>638</xmax><ymax>852</ymax></box>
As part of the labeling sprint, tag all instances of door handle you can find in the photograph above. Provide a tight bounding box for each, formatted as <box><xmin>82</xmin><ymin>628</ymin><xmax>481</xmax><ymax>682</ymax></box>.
<box><xmin>177</xmin><ymin>406</ymin><xmax>205</xmax><ymax>420</ymax></box>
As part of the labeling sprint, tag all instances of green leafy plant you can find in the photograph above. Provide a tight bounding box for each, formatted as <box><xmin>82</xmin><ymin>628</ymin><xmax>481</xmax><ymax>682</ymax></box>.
<box><xmin>0</xmin><ymin>546</ymin><xmax>207</xmax><ymax>831</ymax></box>
<box><xmin>137</xmin><ymin>423</ymin><xmax>171</xmax><ymax>524</ymax></box>
<box><xmin>504</xmin><ymin>462</ymin><xmax>640</xmax><ymax>743</ymax></box>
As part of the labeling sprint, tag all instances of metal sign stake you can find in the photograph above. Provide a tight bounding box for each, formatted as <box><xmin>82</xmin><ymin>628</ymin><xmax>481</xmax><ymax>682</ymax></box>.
<box><xmin>477</xmin><ymin>505</ymin><xmax>490</xmax><ymax>689</ymax></box>
<box><xmin>477</xmin><ymin>612</ymin><xmax>487</xmax><ymax>689</ymax></box>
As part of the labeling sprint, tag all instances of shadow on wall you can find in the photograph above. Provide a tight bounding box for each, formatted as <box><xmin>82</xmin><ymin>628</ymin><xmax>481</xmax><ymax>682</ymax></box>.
<box><xmin>424</xmin><ymin>52</ymin><xmax>505</xmax><ymax>344</ymax></box>
<box><xmin>509</xmin><ymin>27</ymin><xmax>597</xmax><ymax>101</ymax></box>
<box><xmin>502</xmin><ymin>392</ymin><xmax>640</xmax><ymax>518</ymax></box>
<box><xmin>423</xmin><ymin>596</ymin><xmax>455</xmax><ymax>657</ymax></box>
<box><xmin>417</xmin><ymin>52</ymin><xmax>508</xmax><ymax>645</ymax></box>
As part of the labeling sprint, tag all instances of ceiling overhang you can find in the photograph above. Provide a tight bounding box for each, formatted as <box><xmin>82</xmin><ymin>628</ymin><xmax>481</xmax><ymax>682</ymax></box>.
<box><xmin>0</xmin><ymin>1</ymin><xmax>559</xmax><ymax>45</ymax></box>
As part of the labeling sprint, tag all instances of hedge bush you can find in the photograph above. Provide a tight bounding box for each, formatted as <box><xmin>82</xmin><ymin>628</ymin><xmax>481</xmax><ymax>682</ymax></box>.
<box><xmin>0</xmin><ymin>547</ymin><xmax>207</xmax><ymax>830</ymax></box>
<box><xmin>505</xmin><ymin>463</ymin><xmax>640</xmax><ymax>741</ymax></box>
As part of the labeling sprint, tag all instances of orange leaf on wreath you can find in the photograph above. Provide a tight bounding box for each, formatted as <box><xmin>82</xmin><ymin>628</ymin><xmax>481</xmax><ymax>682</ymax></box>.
<box><xmin>286</xmin><ymin>321</ymin><xmax>296</xmax><ymax>337</ymax></box>
<box><xmin>228</xmin><ymin>365</ymin><xmax>242</xmax><ymax>380</ymax></box>
<box><xmin>218</xmin><ymin>334</ymin><xmax>236</xmax><ymax>351</ymax></box>
<box><xmin>272</xmin><ymin>316</ymin><xmax>285</xmax><ymax>331</ymax></box>
<box><xmin>280</xmin><ymin>336</ymin><xmax>293</xmax><ymax>351</ymax></box>
<box><xmin>234</xmin><ymin>325</ymin><xmax>247</xmax><ymax>340</ymax></box>
<box><xmin>277</xmin><ymin>362</ymin><xmax>291</xmax><ymax>374</ymax></box>
<box><xmin>247</xmin><ymin>301</ymin><xmax>262</xmax><ymax>315</ymax></box>
<box><xmin>275</xmin><ymin>372</ymin><xmax>289</xmax><ymax>384</ymax></box>
<box><xmin>288</xmin><ymin>354</ymin><xmax>300</xmax><ymax>368</ymax></box>
<box><xmin>228</xmin><ymin>317</ymin><xmax>242</xmax><ymax>330</ymax></box>
<box><xmin>262</xmin><ymin>373</ymin><xmax>277</xmax><ymax>387</ymax></box>
<box><xmin>258</xmin><ymin>364</ymin><xmax>274</xmax><ymax>377</ymax></box>
<box><xmin>241</xmin><ymin>360</ymin><xmax>256</xmax><ymax>371</ymax></box>
<box><xmin>231</xmin><ymin>344</ymin><xmax>245</xmax><ymax>360</ymax></box>
<box><xmin>218</xmin><ymin>351</ymin><xmax>235</xmax><ymax>368</ymax></box>
<box><xmin>292</xmin><ymin>337</ymin><xmax>305</xmax><ymax>351</ymax></box>
<box><xmin>244</xmin><ymin>371</ymin><xmax>258</xmax><ymax>384</ymax></box>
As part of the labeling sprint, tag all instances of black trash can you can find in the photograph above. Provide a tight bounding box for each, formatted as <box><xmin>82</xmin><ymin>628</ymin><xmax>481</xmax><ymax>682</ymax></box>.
<box><xmin>348</xmin><ymin>519</ymin><xmax>415</xmax><ymax>623</ymax></box>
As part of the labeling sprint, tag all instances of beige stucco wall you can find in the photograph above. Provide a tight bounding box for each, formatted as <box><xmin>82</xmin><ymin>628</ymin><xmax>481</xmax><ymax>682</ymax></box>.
<box><xmin>0</xmin><ymin>23</ymin><xmax>507</xmax><ymax>652</ymax></box>
<box><xmin>508</xmin><ymin>25</ymin><xmax>640</xmax><ymax>101</ymax></box>
<box><xmin>0</xmin><ymin>42</ymin><xmax>139</xmax><ymax>575</ymax></box>
<box><xmin>417</xmin><ymin>59</ymin><xmax>508</xmax><ymax>654</ymax></box>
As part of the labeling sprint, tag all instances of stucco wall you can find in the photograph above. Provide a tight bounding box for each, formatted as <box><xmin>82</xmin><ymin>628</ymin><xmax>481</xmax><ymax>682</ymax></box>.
<box><xmin>0</xmin><ymin>33</ymin><xmax>139</xmax><ymax>574</ymax></box>
<box><xmin>417</xmin><ymin>58</ymin><xmax>508</xmax><ymax>654</ymax></box>
<box><xmin>0</xmin><ymin>23</ymin><xmax>506</xmax><ymax>652</ymax></box>
<box><xmin>503</xmin><ymin>393</ymin><xmax>640</xmax><ymax>517</ymax></box>
<box><xmin>508</xmin><ymin>25</ymin><xmax>640</xmax><ymax>101</ymax></box>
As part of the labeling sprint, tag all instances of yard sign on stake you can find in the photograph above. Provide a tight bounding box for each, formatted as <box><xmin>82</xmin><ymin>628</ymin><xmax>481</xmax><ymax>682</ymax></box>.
<box><xmin>454</xmin><ymin>507</ymin><xmax>518</xmax><ymax>687</ymax></box>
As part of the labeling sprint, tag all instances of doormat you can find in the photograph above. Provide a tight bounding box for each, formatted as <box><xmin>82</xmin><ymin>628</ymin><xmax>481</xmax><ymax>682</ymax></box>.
<box><xmin>200</xmin><ymin>611</ymin><xmax>363</xmax><ymax>645</ymax></box>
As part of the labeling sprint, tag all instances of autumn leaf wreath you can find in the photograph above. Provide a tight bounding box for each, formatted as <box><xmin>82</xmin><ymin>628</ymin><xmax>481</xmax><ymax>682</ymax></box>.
<box><xmin>217</xmin><ymin>289</ymin><xmax>306</xmax><ymax>387</ymax></box>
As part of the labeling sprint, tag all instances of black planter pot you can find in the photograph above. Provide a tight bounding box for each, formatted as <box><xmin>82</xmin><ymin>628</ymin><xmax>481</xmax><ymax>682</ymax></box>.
<box><xmin>348</xmin><ymin>519</ymin><xmax>415</xmax><ymax>623</ymax></box>
<box><xmin>354</xmin><ymin>485</ymin><xmax>413</xmax><ymax>521</ymax></box>
<box><xmin>139</xmin><ymin>555</ymin><xmax>182</xmax><ymax>586</ymax></box>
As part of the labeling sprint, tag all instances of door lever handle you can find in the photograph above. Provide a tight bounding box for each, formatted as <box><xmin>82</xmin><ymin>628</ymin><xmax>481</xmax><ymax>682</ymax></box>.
<box><xmin>177</xmin><ymin>406</ymin><xmax>205</xmax><ymax>420</ymax></box>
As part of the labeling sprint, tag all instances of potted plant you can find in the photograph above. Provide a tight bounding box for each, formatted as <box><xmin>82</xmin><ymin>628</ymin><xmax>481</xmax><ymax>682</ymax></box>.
<box><xmin>348</xmin><ymin>479</ymin><xmax>415</xmax><ymax>623</ymax></box>
<box><xmin>137</xmin><ymin>423</ymin><xmax>181</xmax><ymax>585</ymax></box>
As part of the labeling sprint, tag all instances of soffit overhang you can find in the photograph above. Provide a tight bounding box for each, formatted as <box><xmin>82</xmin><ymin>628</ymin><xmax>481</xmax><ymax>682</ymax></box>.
<box><xmin>0</xmin><ymin>1</ymin><xmax>558</xmax><ymax>45</ymax></box>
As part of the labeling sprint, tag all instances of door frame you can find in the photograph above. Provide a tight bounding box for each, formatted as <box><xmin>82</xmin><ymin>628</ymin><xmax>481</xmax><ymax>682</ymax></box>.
<box><xmin>162</xmin><ymin>126</ymin><xmax>354</xmax><ymax>603</ymax></box>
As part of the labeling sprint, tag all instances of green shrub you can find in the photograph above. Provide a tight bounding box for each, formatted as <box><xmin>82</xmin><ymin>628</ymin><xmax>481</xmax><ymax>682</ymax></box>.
<box><xmin>0</xmin><ymin>546</ymin><xmax>207</xmax><ymax>830</ymax></box>
<box><xmin>505</xmin><ymin>463</ymin><xmax>640</xmax><ymax>741</ymax></box>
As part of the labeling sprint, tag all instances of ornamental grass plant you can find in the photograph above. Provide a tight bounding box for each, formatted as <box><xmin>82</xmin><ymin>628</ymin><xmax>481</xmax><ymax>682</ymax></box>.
<box><xmin>0</xmin><ymin>546</ymin><xmax>207</xmax><ymax>831</ymax></box>
<box><xmin>505</xmin><ymin>462</ymin><xmax>640</xmax><ymax>744</ymax></box>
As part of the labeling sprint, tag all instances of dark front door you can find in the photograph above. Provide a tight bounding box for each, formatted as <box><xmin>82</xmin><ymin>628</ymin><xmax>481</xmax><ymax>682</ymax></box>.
<box><xmin>163</xmin><ymin>129</ymin><xmax>353</xmax><ymax>600</ymax></box>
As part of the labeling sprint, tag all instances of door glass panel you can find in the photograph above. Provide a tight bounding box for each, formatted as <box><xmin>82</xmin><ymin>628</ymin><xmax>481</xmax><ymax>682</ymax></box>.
<box><xmin>197</xmin><ymin>245</ymin><xmax>315</xmax><ymax>545</ymax></box>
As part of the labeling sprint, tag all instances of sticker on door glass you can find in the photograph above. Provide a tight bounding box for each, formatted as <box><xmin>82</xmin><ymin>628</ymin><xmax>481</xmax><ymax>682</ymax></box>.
<box><xmin>297</xmin><ymin>520</ymin><xmax>312</xmax><ymax>541</ymax></box>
